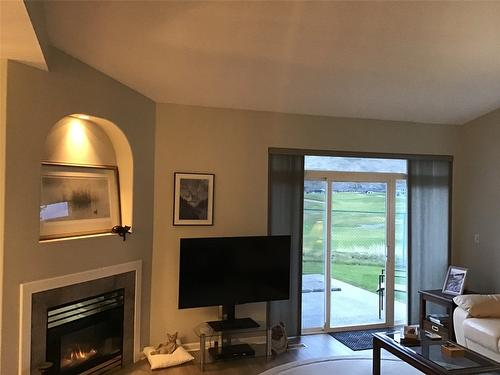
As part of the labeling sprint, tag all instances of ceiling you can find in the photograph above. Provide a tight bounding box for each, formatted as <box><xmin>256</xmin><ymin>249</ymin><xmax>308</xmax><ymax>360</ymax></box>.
<box><xmin>0</xmin><ymin>0</ymin><xmax>47</xmax><ymax>70</ymax></box>
<box><xmin>15</xmin><ymin>1</ymin><xmax>500</xmax><ymax>124</ymax></box>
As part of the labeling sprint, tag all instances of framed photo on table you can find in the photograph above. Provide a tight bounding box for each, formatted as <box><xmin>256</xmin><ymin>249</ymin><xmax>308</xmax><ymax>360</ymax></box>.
<box><xmin>442</xmin><ymin>266</ymin><xmax>468</xmax><ymax>295</ymax></box>
<box><xmin>40</xmin><ymin>163</ymin><xmax>121</xmax><ymax>240</ymax></box>
<box><xmin>173</xmin><ymin>172</ymin><xmax>214</xmax><ymax>226</ymax></box>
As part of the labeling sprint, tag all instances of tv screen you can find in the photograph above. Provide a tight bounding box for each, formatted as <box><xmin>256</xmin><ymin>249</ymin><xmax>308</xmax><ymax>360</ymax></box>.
<box><xmin>178</xmin><ymin>235</ymin><xmax>291</xmax><ymax>310</ymax></box>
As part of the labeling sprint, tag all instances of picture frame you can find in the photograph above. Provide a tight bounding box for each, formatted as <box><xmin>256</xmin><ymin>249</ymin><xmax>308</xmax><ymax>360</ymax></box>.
<box><xmin>173</xmin><ymin>172</ymin><xmax>214</xmax><ymax>226</ymax></box>
<box><xmin>40</xmin><ymin>163</ymin><xmax>121</xmax><ymax>240</ymax></box>
<box><xmin>442</xmin><ymin>266</ymin><xmax>468</xmax><ymax>295</ymax></box>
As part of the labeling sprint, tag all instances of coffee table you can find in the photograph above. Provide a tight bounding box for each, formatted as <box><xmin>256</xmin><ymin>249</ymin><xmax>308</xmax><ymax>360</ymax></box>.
<box><xmin>373</xmin><ymin>331</ymin><xmax>500</xmax><ymax>374</ymax></box>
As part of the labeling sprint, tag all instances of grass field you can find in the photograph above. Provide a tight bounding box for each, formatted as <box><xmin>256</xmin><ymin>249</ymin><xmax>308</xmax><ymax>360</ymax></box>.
<box><xmin>303</xmin><ymin>188</ymin><xmax>408</xmax><ymax>302</ymax></box>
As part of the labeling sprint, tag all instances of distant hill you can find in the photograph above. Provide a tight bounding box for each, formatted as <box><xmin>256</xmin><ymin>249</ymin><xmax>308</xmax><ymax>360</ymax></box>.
<box><xmin>304</xmin><ymin>156</ymin><xmax>407</xmax><ymax>194</ymax></box>
<box><xmin>305</xmin><ymin>156</ymin><xmax>406</xmax><ymax>173</ymax></box>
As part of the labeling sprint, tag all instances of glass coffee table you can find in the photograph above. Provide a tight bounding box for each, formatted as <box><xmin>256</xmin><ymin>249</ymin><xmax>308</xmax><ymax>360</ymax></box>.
<box><xmin>373</xmin><ymin>331</ymin><xmax>500</xmax><ymax>374</ymax></box>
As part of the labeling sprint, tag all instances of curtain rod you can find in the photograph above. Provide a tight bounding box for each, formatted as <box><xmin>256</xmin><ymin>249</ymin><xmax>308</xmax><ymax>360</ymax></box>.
<box><xmin>268</xmin><ymin>147</ymin><xmax>453</xmax><ymax>162</ymax></box>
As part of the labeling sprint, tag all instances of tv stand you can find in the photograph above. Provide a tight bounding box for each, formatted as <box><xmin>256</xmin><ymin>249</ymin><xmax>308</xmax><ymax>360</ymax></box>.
<box><xmin>207</xmin><ymin>317</ymin><xmax>259</xmax><ymax>331</ymax></box>
<box><xmin>195</xmin><ymin>318</ymin><xmax>271</xmax><ymax>371</ymax></box>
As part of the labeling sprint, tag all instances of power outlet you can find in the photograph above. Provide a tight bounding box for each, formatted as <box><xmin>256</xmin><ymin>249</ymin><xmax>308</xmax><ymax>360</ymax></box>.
<box><xmin>473</xmin><ymin>234</ymin><xmax>480</xmax><ymax>244</ymax></box>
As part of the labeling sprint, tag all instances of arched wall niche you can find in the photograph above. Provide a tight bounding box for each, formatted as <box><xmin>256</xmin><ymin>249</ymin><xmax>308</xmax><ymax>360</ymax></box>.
<box><xmin>43</xmin><ymin>114</ymin><xmax>134</xmax><ymax>232</ymax></box>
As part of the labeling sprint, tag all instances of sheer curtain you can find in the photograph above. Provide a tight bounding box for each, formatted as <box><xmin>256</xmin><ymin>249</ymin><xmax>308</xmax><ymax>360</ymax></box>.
<box><xmin>267</xmin><ymin>152</ymin><xmax>304</xmax><ymax>337</ymax></box>
<box><xmin>408</xmin><ymin>159</ymin><xmax>452</xmax><ymax>323</ymax></box>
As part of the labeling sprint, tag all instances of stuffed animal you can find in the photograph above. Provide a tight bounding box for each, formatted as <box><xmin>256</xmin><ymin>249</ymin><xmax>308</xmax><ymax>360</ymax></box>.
<box><xmin>151</xmin><ymin>332</ymin><xmax>178</xmax><ymax>355</ymax></box>
<box><xmin>271</xmin><ymin>322</ymin><xmax>288</xmax><ymax>355</ymax></box>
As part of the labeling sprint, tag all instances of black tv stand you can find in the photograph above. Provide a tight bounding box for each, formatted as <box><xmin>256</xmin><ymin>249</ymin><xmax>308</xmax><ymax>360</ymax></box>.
<box><xmin>207</xmin><ymin>317</ymin><xmax>260</xmax><ymax>332</ymax></box>
<box><xmin>208</xmin><ymin>343</ymin><xmax>255</xmax><ymax>360</ymax></box>
<box><xmin>196</xmin><ymin>316</ymin><xmax>271</xmax><ymax>371</ymax></box>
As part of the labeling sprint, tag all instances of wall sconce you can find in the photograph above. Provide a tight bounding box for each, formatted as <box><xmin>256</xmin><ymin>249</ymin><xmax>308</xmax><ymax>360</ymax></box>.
<box><xmin>111</xmin><ymin>225</ymin><xmax>131</xmax><ymax>241</ymax></box>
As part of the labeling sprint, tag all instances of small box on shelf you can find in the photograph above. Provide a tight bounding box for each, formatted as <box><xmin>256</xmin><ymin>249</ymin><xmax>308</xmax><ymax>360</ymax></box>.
<box><xmin>441</xmin><ymin>342</ymin><xmax>465</xmax><ymax>357</ymax></box>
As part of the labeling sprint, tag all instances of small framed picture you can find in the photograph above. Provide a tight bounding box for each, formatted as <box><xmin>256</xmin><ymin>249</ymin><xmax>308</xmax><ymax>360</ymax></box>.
<box><xmin>173</xmin><ymin>173</ymin><xmax>214</xmax><ymax>226</ymax></box>
<box><xmin>40</xmin><ymin>163</ymin><xmax>121</xmax><ymax>240</ymax></box>
<box><xmin>442</xmin><ymin>266</ymin><xmax>468</xmax><ymax>295</ymax></box>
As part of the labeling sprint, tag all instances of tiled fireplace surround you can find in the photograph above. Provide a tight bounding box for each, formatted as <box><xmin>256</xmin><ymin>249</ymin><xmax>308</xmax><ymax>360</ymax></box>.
<box><xmin>19</xmin><ymin>261</ymin><xmax>142</xmax><ymax>375</ymax></box>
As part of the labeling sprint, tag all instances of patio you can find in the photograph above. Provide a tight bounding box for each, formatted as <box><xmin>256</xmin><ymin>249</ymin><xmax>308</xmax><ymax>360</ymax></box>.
<box><xmin>302</xmin><ymin>274</ymin><xmax>407</xmax><ymax>329</ymax></box>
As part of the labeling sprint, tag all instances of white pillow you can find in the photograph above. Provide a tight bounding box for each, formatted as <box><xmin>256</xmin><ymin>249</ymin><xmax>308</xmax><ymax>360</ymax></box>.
<box><xmin>453</xmin><ymin>294</ymin><xmax>500</xmax><ymax>318</ymax></box>
<box><xmin>143</xmin><ymin>345</ymin><xmax>194</xmax><ymax>370</ymax></box>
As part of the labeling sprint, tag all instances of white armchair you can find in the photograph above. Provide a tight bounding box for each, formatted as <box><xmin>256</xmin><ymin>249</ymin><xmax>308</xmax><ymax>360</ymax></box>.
<box><xmin>453</xmin><ymin>294</ymin><xmax>500</xmax><ymax>362</ymax></box>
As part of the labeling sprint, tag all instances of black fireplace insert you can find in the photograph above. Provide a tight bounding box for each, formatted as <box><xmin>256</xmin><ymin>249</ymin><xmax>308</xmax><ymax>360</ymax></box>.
<box><xmin>45</xmin><ymin>289</ymin><xmax>124</xmax><ymax>374</ymax></box>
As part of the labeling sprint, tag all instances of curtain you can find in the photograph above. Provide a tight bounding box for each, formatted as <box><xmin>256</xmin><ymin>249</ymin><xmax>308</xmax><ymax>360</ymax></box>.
<box><xmin>267</xmin><ymin>152</ymin><xmax>304</xmax><ymax>337</ymax></box>
<box><xmin>408</xmin><ymin>159</ymin><xmax>452</xmax><ymax>323</ymax></box>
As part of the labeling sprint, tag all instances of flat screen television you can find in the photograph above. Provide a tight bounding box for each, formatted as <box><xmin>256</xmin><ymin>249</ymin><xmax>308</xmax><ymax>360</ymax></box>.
<box><xmin>178</xmin><ymin>235</ymin><xmax>291</xmax><ymax>321</ymax></box>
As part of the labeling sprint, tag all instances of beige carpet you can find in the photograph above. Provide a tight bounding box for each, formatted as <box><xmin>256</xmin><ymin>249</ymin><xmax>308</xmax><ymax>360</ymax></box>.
<box><xmin>259</xmin><ymin>356</ymin><xmax>424</xmax><ymax>375</ymax></box>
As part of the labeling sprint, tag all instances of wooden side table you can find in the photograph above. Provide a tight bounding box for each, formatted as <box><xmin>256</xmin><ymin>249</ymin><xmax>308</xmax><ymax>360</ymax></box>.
<box><xmin>419</xmin><ymin>289</ymin><xmax>457</xmax><ymax>341</ymax></box>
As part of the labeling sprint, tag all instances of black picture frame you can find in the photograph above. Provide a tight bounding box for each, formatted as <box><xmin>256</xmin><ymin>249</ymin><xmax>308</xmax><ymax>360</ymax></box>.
<box><xmin>442</xmin><ymin>265</ymin><xmax>468</xmax><ymax>295</ymax></box>
<box><xmin>173</xmin><ymin>172</ymin><xmax>214</xmax><ymax>226</ymax></box>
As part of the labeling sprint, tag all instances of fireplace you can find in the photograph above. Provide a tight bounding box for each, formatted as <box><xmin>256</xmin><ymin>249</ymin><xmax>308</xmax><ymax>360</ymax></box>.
<box><xmin>45</xmin><ymin>289</ymin><xmax>124</xmax><ymax>374</ymax></box>
<box><xmin>26</xmin><ymin>266</ymin><xmax>138</xmax><ymax>374</ymax></box>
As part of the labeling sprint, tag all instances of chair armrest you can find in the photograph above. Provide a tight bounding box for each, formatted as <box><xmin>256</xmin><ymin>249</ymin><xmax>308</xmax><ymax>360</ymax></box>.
<box><xmin>454</xmin><ymin>306</ymin><xmax>471</xmax><ymax>346</ymax></box>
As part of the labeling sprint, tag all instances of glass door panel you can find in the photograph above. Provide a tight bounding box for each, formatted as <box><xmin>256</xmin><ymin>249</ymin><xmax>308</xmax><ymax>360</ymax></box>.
<box><xmin>395</xmin><ymin>179</ymin><xmax>408</xmax><ymax>324</ymax></box>
<box><xmin>330</xmin><ymin>182</ymin><xmax>388</xmax><ymax>328</ymax></box>
<box><xmin>302</xmin><ymin>180</ymin><xmax>327</xmax><ymax>330</ymax></box>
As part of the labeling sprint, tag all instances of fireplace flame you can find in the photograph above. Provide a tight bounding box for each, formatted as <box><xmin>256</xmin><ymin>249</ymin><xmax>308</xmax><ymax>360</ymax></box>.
<box><xmin>61</xmin><ymin>346</ymin><xmax>97</xmax><ymax>368</ymax></box>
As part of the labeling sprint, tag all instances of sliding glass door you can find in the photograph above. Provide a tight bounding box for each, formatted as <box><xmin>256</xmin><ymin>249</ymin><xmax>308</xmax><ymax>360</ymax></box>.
<box><xmin>302</xmin><ymin>180</ymin><xmax>327</xmax><ymax>330</ymax></box>
<box><xmin>330</xmin><ymin>180</ymin><xmax>389</xmax><ymax>328</ymax></box>
<box><xmin>302</xmin><ymin>171</ymin><xmax>407</xmax><ymax>332</ymax></box>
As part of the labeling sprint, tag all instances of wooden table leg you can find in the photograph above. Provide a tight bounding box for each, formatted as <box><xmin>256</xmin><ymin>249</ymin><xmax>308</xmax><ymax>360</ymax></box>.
<box><xmin>373</xmin><ymin>336</ymin><xmax>381</xmax><ymax>375</ymax></box>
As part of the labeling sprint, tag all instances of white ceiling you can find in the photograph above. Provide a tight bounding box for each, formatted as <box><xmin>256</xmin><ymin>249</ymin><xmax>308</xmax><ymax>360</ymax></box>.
<box><xmin>37</xmin><ymin>1</ymin><xmax>500</xmax><ymax>124</ymax></box>
<box><xmin>0</xmin><ymin>0</ymin><xmax>47</xmax><ymax>70</ymax></box>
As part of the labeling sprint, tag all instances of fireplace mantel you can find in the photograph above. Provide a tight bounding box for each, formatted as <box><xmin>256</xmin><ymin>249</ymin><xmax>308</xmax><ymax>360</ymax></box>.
<box><xmin>19</xmin><ymin>261</ymin><xmax>142</xmax><ymax>375</ymax></box>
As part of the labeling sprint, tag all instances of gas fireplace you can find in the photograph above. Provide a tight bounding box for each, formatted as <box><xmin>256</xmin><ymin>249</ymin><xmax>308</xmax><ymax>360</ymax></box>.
<box><xmin>45</xmin><ymin>289</ymin><xmax>124</xmax><ymax>374</ymax></box>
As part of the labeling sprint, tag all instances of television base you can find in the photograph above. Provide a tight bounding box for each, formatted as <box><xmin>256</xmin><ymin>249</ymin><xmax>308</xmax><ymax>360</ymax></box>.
<box><xmin>208</xmin><ymin>343</ymin><xmax>255</xmax><ymax>360</ymax></box>
<box><xmin>207</xmin><ymin>317</ymin><xmax>259</xmax><ymax>331</ymax></box>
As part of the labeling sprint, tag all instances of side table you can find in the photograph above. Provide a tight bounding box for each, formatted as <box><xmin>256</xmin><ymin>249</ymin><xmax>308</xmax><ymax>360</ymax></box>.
<box><xmin>419</xmin><ymin>289</ymin><xmax>458</xmax><ymax>341</ymax></box>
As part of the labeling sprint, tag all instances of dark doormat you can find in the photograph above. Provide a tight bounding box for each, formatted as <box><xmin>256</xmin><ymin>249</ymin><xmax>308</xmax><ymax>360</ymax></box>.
<box><xmin>330</xmin><ymin>328</ymin><xmax>393</xmax><ymax>351</ymax></box>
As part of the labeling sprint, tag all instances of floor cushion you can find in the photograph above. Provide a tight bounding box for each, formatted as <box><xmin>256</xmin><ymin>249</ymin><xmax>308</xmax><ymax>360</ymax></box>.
<box><xmin>143</xmin><ymin>345</ymin><xmax>194</xmax><ymax>370</ymax></box>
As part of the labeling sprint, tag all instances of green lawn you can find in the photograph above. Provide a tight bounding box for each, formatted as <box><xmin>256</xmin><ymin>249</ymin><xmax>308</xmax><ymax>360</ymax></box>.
<box><xmin>303</xmin><ymin>189</ymin><xmax>408</xmax><ymax>303</ymax></box>
<box><xmin>304</xmin><ymin>261</ymin><xmax>383</xmax><ymax>292</ymax></box>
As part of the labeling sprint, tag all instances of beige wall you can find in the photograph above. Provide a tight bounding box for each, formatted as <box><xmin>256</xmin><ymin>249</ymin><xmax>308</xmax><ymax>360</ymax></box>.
<box><xmin>1</xmin><ymin>50</ymin><xmax>155</xmax><ymax>374</ymax></box>
<box><xmin>0</xmin><ymin>58</ymin><xmax>7</xmax><ymax>373</ymax></box>
<box><xmin>44</xmin><ymin>117</ymin><xmax>117</xmax><ymax>166</ymax></box>
<box><xmin>152</xmin><ymin>103</ymin><xmax>460</xmax><ymax>345</ymax></box>
<box><xmin>453</xmin><ymin>107</ymin><xmax>500</xmax><ymax>292</ymax></box>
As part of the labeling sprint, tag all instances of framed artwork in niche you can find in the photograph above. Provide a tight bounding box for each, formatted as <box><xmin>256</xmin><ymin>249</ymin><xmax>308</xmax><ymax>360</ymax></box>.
<box><xmin>39</xmin><ymin>163</ymin><xmax>121</xmax><ymax>240</ymax></box>
<box><xmin>173</xmin><ymin>172</ymin><xmax>214</xmax><ymax>226</ymax></box>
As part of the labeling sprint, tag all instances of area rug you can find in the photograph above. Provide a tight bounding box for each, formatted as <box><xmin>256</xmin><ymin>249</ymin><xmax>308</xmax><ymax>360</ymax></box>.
<box><xmin>259</xmin><ymin>356</ymin><xmax>424</xmax><ymax>375</ymax></box>
<box><xmin>330</xmin><ymin>328</ymin><xmax>393</xmax><ymax>351</ymax></box>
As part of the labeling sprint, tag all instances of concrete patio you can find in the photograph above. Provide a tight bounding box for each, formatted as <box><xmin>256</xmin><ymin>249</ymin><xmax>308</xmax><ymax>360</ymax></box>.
<box><xmin>302</xmin><ymin>274</ymin><xmax>407</xmax><ymax>329</ymax></box>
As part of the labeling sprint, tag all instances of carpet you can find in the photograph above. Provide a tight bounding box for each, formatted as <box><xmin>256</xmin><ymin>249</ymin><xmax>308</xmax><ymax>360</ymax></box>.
<box><xmin>259</xmin><ymin>356</ymin><xmax>424</xmax><ymax>375</ymax></box>
<box><xmin>330</xmin><ymin>328</ymin><xmax>393</xmax><ymax>351</ymax></box>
